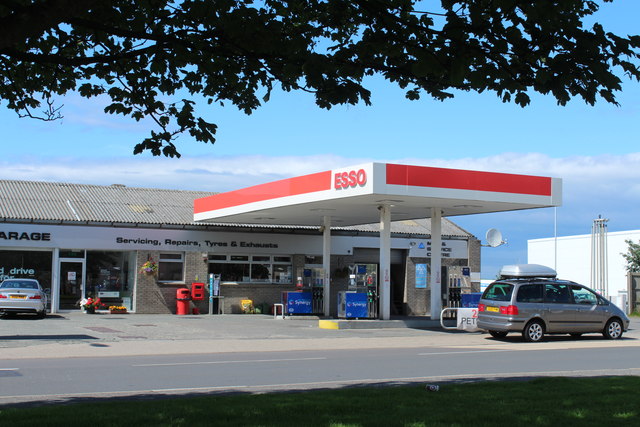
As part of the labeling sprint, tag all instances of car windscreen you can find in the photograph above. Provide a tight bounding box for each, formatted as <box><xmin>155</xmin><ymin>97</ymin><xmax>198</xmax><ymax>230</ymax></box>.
<box><xmin>481</xmin><ymin>282</ymin><xmax>514</xmax><ymax>302</ymax></box>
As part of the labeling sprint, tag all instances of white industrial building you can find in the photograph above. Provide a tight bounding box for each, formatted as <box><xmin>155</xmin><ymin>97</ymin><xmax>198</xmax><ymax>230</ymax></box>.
<box><xmin>528</xmin><ymin>229</ymin><xmax>640</xmax><ymax>312</ymax></box>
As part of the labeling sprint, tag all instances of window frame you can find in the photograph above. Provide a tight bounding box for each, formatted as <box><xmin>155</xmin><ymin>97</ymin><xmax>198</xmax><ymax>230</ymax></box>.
<box><xmin>158</xmin><ymin>252</ymin><xmax>185</xmax><ymax>283</ymax></box>
<box><xmin>208</xmin><ymin>254</ymin><xmax>292</xmax><ymax>284</ymax></box>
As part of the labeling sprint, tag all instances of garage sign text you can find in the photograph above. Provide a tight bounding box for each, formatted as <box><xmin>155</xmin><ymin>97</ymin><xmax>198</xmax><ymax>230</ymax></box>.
<box><xmin>0</xmin><ymin>231</ymin><xmax>51</xmax><ymax>241</ymax></box>
<box><xmin>334</xmin><ymin>169</ymin><xmax>367</xmax><ymax>190</ymax></box>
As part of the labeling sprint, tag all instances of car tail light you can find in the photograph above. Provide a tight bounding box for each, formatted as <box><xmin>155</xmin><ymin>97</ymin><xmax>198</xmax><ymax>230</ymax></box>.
<box><xmin>478</xmin><ymin>303</ymin><xmax>485</xmax><ymax>312</ymax></box>
<box><xmin>29</xmin><ymin>295</ymin><xmax>42</xmax><ymax>299</ymax></box>
<box><xmin>500</xmin><ymin>305</ymin><xmax>519</xmax><ymax>315</ymax></box>
<box><xmin>0</xmin><ymin>294</ymin><xmax>6</xmax><ymax>299</ymax></box>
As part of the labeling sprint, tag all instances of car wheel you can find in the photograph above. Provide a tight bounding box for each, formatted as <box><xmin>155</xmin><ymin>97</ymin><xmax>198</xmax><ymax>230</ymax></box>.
<box><xmin>489</xmin><ymin>331</ymin><xmax>508</xmax><ymax>338</ymax></box>
<box><xmin>523</xmin><ymin>320</ymin><xmax>545</xmax><ymax>342</ymax></box>
<box><xmin>603</xmin><ymin>318</ymin><xmax>623</xmax><ymax>340</ymax></box>
<box><xmin>36</xmin><ymin>310</ymin><xmax>46</xmax><ymax>319</ymax></box>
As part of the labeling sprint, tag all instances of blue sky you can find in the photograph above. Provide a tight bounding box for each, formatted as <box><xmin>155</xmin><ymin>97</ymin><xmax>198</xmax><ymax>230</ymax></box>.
<box><xmin>1</xmin><ymin>0</ymin><xmax>639</xmax><ymax>279</ymax></box>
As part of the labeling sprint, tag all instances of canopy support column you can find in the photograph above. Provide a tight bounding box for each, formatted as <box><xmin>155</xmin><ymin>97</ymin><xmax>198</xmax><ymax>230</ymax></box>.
<box><xmin>379</xmin><ymin>205</ymin><xmax>391</xmax><ymax>320</ymax></box>
<box><xmin>51</xmin><ymin>248</ymin><xmax>60</xmax><ymax>313</ymax></box>
<box><xmin>430</xmin><ymin>208</ymin><xmax>442</xmax><ymax>320</ymax></box>
<box><xmin>322</xmin><ymin>215</ymin><xmax>332</xmax><ymax>317</ymax></box>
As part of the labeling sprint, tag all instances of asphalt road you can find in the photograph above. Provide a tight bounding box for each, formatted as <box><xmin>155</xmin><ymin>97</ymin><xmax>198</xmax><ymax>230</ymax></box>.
<box><xmin>1</xmin><ymin>313</ymin><xmax>639</xmax><ymax>406</ymax></box>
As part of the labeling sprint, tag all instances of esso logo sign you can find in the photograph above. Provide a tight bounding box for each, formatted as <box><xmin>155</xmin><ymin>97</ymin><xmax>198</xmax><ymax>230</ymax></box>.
<box><xmin>334</xmin><ymin>169</ymin><xmax>367</xmax><ymax>190</ymax></box>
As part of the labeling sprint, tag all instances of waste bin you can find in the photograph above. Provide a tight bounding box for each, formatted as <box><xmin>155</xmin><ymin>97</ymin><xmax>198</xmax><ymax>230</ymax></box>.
<box><xmin>176</xmin><ymin>288</ymin><xmax>191</xmax><ymax>315</ymax></box>
<box><xmin>191</xmin><ymin>282</ymin><xmax>205</xmax><ymax>301</ymax></box>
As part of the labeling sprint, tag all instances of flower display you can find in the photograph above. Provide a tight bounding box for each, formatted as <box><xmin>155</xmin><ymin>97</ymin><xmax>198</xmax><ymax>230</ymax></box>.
<box><xmin>109</xmin><ymin>305</ymin><xmax>128</xmax><ymax>314</ymax></box>
<box><xmin>80</xmin><ymin>297</ymin><xmax>103</xmax><ymax>311</ymax></box>
<box><xmin>140</xmin><ymin>259</ymin><xmax>158</xmax><ymax>275</ymax></box>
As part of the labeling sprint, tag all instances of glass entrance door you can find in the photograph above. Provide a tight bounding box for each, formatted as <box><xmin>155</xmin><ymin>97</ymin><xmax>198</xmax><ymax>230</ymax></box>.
<box><xmin>60</xmin><ymin>261</ymin><xmax>84</xmax><ymax>309</ymax></box>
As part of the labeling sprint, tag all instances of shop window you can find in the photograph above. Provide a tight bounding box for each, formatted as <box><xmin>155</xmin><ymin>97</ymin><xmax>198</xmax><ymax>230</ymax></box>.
<box><xmin>86</xmin><ymin>251</ymin><xmax>131</xmax><ymax>294</ymax></box>
<box><xmin>251</xmin><ymin>256</ymin><xmax>271</xmax><ymax>282</ymax></box>
<box><xmin>210</xmin><ymin>262</ymin><xmax>250</xmax><ymax>282</ymax></box>
<box><xmin>305</xmin><ymin>255</ymin><xmax>322</xmax><ymax>265</ymax></box>
<box><xmin>273</xmin><ymin>264</ymin><xmax>292</xmax><ymax>284</ymax></box>
<box><xmin>158</xmin><ymin>252</ymin><xmax>184</xmax><ymax>282</ymax></box>
<box><xmin>208</xmin><ymin>255</ymin><xmax>292</xmax><ymax>284</ymax></box>
<box><xmin>0</xmin><ymin>250</ymin><xmax>52</xmax><ymax>290</ymax></box>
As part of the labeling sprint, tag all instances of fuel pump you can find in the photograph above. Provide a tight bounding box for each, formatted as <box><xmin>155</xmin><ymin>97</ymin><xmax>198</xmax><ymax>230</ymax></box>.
<box><xmin>337</xmin><ymin>263</ymin><xmax>377</xmax><ymax>318</ymax></box>
<box><xmin>301</xmin><ymin>267</ymin><xmax>324</xmax><ymax>314</ymax></box>
<box><xmin>283</xmin><ymin>267</ymin><xmax>324</xmax><ymax>315</ymax></box>
<box><xmin>357</xmin><ymin>264</ymin><xmax>378</xmax><ymax>318</ymax></box>
<box><xmin>444</xmin><ymin>266</ymin><xmax>471</xmax><ymax>310</ymax></box>
<box><xmin>365</xmin><ymin>270</ymin><xmax>378</xmax><ymax>318</ymax></box>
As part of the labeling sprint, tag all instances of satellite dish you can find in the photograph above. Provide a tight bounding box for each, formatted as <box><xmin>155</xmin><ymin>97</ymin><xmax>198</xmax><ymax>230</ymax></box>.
<box><xmin>485</xmin><ymin>228</ymin><xmax>506</xmax><ymax>247</ymax></box>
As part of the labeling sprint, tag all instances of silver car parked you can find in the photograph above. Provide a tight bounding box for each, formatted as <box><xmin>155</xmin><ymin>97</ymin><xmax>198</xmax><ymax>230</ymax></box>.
<box><xmin>0</xmin><ymin>278</ymin><xmax>48</xmax><ymax>318</ymax></box>
<box><xmin>477</xmin><ymin>264</ymin><xmax>630</xmax><ymax>342</ymax></box>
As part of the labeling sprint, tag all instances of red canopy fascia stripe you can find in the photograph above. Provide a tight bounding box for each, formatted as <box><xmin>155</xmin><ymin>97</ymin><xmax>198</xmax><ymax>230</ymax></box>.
<box><xmin>194</xmin><ymin>171</ymin><xmax>332</xmax><ymax>214</ymax></box>
<box><xmin>386</xmin><ymin>164</ymin><xmax>552</xmax><ymax>196</ymax></box>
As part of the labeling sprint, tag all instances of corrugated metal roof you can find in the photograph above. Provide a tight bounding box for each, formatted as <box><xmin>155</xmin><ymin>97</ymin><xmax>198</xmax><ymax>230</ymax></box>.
<box><xmin>0</xmin><ymin>180</ymin><xmax>213</xmax><ymax>225</ymax></box>
<box><xmin>338</xmin><ymin>219</ymin><xmax>470</xmax><ymax>238</ymax></box>
<box><xmin>0</xmin><ymin>180</ymin><xmax>471</xmax><ymax>237</ymax></box>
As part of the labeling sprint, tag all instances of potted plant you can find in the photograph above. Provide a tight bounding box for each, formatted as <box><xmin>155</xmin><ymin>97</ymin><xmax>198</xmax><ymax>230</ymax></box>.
<box><xmin>109</xmin><ymin>305</ymin><xmax>128</xmax><ymax>314</ymax></box>
<box><xmin>140</xmin><ymin>258</ymin><xmax>158</xmax><ymax>276</ymax></box>
<box><xmin>80</xmin><ymin>297</ymin><xmax>102</xmax><ymax>314</ymax></box>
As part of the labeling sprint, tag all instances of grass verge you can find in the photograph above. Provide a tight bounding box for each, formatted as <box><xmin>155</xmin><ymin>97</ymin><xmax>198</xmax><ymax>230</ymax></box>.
<box><xmin>1</xmin><ymin>376</ymin><xmax>639</xmax><ymax>426</ymax></box>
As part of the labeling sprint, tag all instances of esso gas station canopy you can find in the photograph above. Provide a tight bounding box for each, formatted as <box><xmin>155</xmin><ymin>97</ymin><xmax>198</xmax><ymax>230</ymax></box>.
<box><xmin>194</xmin><ymin>163</ymin><xmax>561</xmax><ymax>226</ymax></box>
<box><xmin>194</xmin><ymin>162</ymin><xmax>561</xmax><ymax>321</ymax></box>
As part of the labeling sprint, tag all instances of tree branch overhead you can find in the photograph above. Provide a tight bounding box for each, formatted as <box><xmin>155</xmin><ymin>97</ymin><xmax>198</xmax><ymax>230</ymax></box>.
<box><xmin>1</xmin><ymin>0</ymin><xmax>638</xmax><ymax>157</ymax></box>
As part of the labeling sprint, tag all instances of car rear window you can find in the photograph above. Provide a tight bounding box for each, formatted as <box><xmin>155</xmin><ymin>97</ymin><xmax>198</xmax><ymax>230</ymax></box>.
<box><xmin>0</xmin><ymin>281</ymin><xmax>38</xmax><ymax>289</ymax></box>
<box><xmin>481</xmin><ymin>282</ymin><xmax>514</xmax><ymax>302</ymax></box>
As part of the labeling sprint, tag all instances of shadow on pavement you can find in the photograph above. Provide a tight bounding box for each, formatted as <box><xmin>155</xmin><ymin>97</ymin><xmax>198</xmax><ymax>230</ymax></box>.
<box><xmin>0</xmin><ymin>334</ymin><xmax>97</xmax><ymax>341</ymax></box>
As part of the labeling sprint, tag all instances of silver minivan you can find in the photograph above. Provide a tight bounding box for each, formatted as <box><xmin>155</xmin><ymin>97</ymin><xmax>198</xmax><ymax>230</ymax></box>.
<box><xmin>477</xmin><ymin>264</ymin><xmax>630</xmax><ymax>342</ymax></box>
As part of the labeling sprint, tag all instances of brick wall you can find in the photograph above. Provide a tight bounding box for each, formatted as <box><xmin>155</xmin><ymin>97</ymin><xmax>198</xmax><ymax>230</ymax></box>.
<box><xmin>134</xmin><ymin>251</ymin><xmax>171</xmax><ymax>314</ymax></box>
<box><xmin>135</xmin><ymin>251</ymin><xmax>210</xmax><ymax>314</ymax></box>
<box><xmin>403</xmin><ymin>242</ymin><xmax>480</xmax><ymax>316</ymax></box>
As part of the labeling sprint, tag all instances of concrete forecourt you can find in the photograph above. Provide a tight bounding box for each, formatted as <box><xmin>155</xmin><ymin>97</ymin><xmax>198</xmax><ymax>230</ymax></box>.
<box><xmin>2</xmin><ymin>312</ymin><xmax>638</xmax><ymax>360</ymax></box>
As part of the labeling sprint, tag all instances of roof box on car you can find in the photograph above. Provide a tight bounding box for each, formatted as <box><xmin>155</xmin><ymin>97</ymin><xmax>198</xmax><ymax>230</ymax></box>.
<box><xmin>499</xmin><ymin>264</ymin><xmax>557</xmax><ymax>279</ymax></box>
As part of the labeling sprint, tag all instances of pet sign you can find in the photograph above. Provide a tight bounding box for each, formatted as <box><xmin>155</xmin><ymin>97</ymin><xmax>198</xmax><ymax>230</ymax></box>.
<box><xmin>456</xmin><ymin>308</ymin><xmax>480</xmax><ymax>332</ymax></box>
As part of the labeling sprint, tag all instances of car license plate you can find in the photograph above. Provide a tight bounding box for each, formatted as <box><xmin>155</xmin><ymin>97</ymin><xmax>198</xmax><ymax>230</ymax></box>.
<box><xmin>486</xmin><ymin>306</ymin><xmax>499</xmax><ymax>312</ymax></box>
<box><xmin>10</xmin><ymin>295</ymin><xmax>27</xmax><ymax>299</ymax></box>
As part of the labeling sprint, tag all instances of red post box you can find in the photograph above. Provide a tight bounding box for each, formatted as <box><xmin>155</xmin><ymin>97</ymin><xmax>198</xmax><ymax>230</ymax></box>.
<box><xmin>176</xmin><ymin>288</ymin><xmax>191</xmax><ymax>315</ymax></box>
<box><xmin>191</xmin><ymin>282</ymin><xmax>205</xmax><ymax>301</ymax></box>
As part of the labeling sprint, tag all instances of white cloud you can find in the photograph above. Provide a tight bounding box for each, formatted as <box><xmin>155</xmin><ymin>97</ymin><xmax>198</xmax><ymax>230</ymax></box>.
<box><xmin>3</xmin><ymin>152</ymin><xmax>640</xmax><ymax>196</ymax></box>
<box><xmin>0</xmin><ymin>154</ymin><xmax>361</xmax><ymax>192</ymax></box>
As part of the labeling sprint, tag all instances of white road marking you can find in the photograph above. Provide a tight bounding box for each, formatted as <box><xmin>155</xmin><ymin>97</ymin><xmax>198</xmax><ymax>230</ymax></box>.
<box><xmin>418</xmin><ymin>349</ymin><xmax>514</xmax><ymax>356</ymax></box>
<box><xmin>133</xmin><ymin>357</ymin><xmax>327</xmax><ymax>367</ymax></box>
